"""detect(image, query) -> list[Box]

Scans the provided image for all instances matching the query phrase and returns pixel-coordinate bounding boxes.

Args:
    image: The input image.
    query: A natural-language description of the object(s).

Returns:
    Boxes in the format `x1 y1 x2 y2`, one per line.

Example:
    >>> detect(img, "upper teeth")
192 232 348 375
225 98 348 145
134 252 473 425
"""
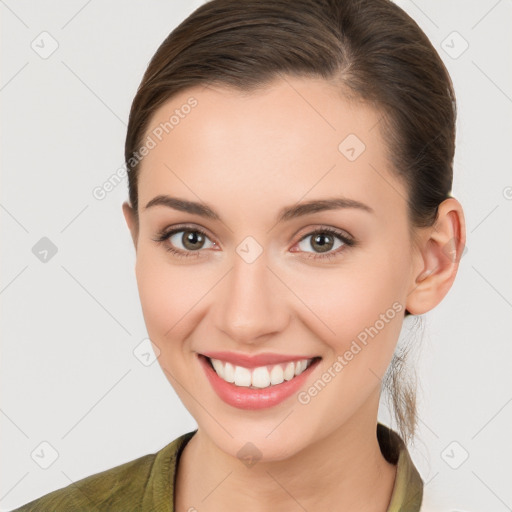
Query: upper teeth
209 358 313 388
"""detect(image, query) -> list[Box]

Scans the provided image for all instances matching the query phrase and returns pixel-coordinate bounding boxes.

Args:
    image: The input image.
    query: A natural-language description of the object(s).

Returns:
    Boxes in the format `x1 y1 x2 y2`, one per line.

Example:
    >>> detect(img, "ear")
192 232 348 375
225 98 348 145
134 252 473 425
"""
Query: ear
406 197 466 315
122 201 139 249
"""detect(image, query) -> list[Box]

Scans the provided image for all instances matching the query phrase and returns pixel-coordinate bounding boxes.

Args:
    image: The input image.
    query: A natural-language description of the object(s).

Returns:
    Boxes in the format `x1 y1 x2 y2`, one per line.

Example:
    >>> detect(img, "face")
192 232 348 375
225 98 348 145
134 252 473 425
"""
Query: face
124 76 420 461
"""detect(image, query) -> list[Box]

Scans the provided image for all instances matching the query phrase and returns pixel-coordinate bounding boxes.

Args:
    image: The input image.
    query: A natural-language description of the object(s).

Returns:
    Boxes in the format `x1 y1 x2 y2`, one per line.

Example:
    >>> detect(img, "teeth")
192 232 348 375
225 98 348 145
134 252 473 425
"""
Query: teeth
270 365 284 385
252 366 271 388
209 357 314 389
211 358 225 379
224 362 235 383
294 359 307 376
284 362 295 381
234 365 252 387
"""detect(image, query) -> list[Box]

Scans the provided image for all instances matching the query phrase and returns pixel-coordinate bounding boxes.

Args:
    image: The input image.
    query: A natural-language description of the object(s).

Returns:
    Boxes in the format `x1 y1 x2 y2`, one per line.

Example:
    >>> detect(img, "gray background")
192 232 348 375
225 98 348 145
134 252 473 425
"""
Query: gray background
1 1 511 510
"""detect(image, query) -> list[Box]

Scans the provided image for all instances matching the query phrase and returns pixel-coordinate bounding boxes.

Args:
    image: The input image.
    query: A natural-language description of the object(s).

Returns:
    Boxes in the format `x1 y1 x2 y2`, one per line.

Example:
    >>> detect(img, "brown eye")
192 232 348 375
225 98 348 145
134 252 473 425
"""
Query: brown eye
167 229 216 252
297 231 344 254
152 226 217 258
179 230 206 251
293 227 355 260
310 232 335 253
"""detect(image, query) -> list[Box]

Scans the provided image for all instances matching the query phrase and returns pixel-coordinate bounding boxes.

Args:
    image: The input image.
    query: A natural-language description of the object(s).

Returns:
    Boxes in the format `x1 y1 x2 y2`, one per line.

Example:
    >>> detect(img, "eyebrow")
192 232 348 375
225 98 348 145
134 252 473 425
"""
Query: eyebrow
143 195 374 222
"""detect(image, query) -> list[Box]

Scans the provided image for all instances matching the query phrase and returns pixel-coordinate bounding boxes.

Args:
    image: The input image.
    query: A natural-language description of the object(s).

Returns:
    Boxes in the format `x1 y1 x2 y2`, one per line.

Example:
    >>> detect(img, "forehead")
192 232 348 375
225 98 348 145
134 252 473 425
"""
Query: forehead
137 76 407 220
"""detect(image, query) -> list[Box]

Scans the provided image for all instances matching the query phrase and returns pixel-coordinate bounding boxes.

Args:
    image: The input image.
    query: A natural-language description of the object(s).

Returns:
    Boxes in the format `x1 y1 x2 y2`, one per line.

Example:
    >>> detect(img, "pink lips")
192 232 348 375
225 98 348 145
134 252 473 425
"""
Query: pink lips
198 353 321 410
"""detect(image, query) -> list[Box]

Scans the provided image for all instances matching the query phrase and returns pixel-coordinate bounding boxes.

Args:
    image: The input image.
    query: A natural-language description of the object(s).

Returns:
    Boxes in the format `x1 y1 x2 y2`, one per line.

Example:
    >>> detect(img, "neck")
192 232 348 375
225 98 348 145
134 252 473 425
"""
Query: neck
175 395 397 512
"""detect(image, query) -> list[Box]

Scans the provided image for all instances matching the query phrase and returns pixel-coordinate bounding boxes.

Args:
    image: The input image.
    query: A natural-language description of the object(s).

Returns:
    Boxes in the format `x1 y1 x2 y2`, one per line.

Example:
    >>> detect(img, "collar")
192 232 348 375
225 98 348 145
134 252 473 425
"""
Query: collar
377 423 424 511
143 423 423 511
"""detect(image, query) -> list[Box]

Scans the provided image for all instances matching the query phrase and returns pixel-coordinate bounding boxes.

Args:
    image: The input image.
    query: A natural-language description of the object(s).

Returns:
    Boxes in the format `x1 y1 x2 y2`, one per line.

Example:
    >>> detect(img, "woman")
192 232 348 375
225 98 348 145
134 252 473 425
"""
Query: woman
13 0 465 510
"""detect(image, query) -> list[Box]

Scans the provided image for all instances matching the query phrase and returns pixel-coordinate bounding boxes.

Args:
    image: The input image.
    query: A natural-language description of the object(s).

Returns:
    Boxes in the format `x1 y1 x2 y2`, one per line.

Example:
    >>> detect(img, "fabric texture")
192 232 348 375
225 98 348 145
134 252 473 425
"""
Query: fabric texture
12 423 423 511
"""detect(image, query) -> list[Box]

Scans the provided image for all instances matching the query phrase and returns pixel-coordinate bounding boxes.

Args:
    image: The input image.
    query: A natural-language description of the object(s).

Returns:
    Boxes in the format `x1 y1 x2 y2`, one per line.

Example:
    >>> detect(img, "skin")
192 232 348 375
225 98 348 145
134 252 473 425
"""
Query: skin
123 76 465 511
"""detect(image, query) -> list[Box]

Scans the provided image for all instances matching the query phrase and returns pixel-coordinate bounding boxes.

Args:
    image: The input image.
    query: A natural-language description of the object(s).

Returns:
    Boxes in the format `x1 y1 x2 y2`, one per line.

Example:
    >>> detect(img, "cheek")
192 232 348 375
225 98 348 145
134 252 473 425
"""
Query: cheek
288 259 407 428
134 248 194 347
134 246 223 363
291 244 409 370
136 254 169 326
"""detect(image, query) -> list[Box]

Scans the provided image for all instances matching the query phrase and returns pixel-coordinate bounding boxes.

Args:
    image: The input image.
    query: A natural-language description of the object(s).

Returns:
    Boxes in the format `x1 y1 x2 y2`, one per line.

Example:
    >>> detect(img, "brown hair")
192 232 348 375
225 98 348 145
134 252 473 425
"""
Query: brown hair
124 0 456 443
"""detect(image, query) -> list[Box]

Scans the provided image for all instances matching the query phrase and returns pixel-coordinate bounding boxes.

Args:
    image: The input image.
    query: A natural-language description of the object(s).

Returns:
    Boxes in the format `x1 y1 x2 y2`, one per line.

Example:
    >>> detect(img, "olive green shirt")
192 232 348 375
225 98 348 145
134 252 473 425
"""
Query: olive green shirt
12 424 423 511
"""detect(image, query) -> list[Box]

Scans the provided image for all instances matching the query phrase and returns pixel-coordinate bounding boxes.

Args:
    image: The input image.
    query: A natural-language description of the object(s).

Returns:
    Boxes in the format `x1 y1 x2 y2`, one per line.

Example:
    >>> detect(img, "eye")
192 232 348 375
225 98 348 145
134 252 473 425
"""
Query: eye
153 224 355 261
292 227 355 260
152 225 217 259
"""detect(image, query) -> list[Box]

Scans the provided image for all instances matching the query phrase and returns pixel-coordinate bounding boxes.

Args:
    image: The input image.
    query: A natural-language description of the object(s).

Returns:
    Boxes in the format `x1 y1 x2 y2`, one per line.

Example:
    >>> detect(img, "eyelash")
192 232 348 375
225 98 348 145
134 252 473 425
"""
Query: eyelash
152 224 356 261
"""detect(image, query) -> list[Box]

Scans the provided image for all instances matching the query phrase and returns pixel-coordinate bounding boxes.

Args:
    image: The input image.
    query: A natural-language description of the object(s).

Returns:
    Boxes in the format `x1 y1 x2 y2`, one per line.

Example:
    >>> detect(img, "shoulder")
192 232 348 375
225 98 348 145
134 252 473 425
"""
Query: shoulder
11 452 157 512
10 431 196 512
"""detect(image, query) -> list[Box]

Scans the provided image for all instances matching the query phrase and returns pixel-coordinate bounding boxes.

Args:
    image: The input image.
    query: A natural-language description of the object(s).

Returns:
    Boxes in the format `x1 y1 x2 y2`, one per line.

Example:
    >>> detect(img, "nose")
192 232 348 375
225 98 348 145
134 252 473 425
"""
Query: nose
213 252 290 345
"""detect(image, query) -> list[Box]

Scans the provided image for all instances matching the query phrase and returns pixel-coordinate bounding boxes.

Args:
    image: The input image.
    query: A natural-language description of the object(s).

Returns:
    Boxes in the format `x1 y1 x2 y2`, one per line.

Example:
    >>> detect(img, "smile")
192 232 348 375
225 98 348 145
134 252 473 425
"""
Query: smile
207 357 315 389
198 353 322 410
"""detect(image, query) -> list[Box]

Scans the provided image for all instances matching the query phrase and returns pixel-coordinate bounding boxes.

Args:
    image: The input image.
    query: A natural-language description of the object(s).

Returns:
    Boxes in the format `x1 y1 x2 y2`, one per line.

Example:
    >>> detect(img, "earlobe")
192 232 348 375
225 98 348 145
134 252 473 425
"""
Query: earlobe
405 198 466 315
122 201 139 249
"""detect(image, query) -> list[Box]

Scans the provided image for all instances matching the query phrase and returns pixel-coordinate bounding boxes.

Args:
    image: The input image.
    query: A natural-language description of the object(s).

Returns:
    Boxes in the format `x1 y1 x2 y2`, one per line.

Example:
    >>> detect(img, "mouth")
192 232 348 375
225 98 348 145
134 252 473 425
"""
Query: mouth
197 353 322 410
202 355 321 389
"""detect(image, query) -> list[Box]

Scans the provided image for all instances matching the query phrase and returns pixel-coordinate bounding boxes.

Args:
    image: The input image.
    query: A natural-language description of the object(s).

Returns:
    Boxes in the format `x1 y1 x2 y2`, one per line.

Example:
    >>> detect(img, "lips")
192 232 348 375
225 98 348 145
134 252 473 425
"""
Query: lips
198 352 322 410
